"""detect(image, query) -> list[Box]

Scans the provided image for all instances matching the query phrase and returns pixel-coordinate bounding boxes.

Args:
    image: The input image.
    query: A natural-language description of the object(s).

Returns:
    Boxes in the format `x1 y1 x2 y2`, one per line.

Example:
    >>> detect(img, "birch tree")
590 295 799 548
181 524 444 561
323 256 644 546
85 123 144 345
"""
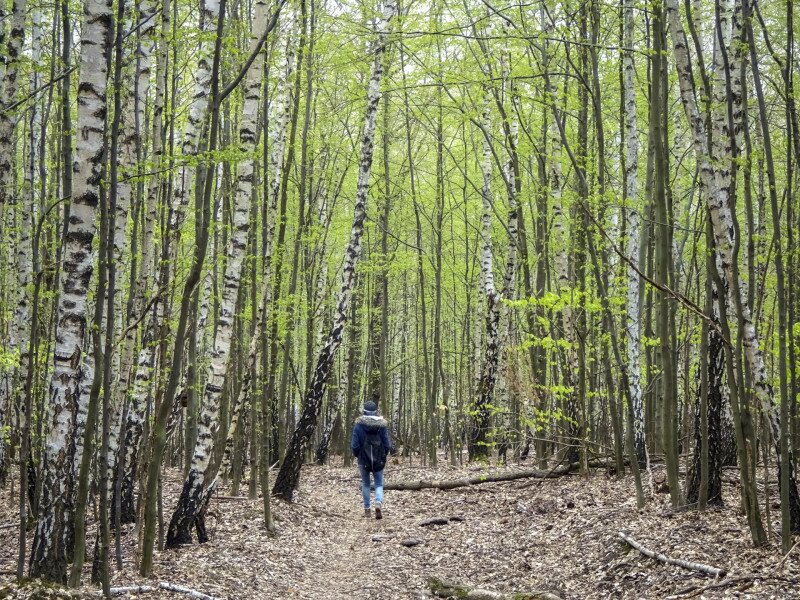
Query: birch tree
29 0 113 581
622 0 645 465
0 0 29 476
166 0 273 546
664 0 800 534
272 0 396 499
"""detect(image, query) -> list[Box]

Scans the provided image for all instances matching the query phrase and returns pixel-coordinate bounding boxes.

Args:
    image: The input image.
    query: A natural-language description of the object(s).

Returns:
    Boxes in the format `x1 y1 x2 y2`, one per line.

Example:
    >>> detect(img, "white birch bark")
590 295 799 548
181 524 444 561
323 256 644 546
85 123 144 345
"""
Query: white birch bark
121 0 219 522
664 0 782 447
623 0 645 462
541 5 579 449
710 0 734 201
0 0 6 465
166 0 272 544
3 8 40 478
107 0 158 499
0 0 27 207
0 0 28 451
210 6 297 484
0 2 6 94
468 30 520 460
468 44 497 461
272 0 396 497
171 0 221 235
314 191 332 350
30 0 112 582
263 5 296 309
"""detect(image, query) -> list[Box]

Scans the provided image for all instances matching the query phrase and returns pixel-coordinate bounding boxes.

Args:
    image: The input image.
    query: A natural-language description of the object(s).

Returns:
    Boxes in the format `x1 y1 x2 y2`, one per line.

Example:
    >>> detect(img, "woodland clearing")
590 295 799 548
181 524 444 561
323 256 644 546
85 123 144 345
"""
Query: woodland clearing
1 459 798 599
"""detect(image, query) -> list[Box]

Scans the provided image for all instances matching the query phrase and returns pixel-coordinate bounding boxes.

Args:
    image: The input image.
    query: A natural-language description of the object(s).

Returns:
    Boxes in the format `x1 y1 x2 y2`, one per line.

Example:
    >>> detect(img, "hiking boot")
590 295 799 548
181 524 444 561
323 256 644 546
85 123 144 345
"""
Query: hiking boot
375 502 383 520
364 508 371 518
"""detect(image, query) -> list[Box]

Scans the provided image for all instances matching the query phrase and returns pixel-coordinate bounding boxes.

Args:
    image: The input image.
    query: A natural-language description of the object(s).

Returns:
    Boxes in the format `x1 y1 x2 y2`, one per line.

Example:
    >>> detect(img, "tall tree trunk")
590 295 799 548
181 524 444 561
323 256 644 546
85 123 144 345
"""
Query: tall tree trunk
665 0 800 537
741 0 799 545
469 37 520 462
139 0 227 575
272 0 396 499
30 0 112 582
651 2 681 507
687 290 725 507
13 5 43 571
108 0 158 528
622 0 645 466
262 2 296 463
166 0 271 547
0 0 26 208
468 79 495 463
0 0 29 475
540 6 581 465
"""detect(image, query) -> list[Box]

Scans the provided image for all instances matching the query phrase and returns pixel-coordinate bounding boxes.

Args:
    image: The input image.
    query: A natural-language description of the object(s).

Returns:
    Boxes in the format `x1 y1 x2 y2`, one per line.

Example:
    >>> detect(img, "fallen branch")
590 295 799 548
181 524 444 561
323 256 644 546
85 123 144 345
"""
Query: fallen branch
773 540 800 571
428 577 562 600
665 577 751 599
385 464 576 491
106 582 217 599
617 531 726 577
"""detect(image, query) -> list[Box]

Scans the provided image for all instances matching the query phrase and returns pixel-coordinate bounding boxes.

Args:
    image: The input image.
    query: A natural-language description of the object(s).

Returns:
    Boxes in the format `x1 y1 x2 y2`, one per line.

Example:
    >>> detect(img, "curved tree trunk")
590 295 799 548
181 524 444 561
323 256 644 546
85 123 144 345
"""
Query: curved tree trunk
166 0 272 546
469 31 519 461
665 0 800 534
272 0 396 499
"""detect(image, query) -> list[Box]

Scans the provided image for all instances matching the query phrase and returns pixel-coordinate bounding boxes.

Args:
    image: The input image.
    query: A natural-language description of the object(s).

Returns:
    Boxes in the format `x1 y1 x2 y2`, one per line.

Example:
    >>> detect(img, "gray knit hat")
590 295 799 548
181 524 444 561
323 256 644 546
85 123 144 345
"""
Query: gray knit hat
363 400 378 416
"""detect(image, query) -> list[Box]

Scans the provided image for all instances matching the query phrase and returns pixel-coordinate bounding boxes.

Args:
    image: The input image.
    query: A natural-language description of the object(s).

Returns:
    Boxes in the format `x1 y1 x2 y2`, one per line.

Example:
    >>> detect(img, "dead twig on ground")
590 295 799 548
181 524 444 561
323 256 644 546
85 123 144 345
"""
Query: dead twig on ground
773 540 800 572
617 531 726 577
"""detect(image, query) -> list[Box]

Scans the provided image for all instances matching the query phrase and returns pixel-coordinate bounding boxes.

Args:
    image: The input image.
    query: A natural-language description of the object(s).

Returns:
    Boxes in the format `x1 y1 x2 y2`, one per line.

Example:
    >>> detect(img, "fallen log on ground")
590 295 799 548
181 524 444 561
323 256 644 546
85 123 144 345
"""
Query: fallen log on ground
419 517 450 526
385 464 576 491
428 577 562 600
617 531 726 577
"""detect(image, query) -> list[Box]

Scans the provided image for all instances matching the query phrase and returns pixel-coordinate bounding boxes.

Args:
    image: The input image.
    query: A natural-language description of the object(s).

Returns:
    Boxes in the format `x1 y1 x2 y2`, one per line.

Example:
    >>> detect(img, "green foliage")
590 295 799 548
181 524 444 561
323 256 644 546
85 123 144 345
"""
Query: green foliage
0 347 20 370
522 405 576 433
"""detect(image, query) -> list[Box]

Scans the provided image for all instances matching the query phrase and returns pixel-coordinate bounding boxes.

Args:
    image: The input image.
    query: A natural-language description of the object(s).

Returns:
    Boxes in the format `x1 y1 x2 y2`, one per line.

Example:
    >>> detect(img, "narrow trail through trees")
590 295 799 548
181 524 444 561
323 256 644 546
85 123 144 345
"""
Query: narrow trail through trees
3 0 800 591
4 463 798 599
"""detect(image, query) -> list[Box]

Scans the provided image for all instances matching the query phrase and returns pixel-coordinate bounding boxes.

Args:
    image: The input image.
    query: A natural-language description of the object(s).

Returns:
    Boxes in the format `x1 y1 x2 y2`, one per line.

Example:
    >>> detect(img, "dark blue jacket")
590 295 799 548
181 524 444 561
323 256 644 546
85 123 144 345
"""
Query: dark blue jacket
351 415 392 465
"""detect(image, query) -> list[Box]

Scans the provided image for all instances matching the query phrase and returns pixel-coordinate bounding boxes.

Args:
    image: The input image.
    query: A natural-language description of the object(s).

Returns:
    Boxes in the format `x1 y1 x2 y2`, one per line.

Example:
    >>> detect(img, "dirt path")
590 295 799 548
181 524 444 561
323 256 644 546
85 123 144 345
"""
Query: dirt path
2 461 799 599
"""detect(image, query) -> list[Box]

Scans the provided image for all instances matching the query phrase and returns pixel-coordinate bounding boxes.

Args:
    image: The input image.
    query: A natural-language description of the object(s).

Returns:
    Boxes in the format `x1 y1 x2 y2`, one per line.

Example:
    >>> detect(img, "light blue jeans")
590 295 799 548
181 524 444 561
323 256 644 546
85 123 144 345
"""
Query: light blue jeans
359 463 384 509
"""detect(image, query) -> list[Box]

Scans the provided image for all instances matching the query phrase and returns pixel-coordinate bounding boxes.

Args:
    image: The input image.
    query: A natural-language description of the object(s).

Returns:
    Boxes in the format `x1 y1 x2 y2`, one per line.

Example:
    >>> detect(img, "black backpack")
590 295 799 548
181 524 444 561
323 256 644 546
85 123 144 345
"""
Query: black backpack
360 429 387 472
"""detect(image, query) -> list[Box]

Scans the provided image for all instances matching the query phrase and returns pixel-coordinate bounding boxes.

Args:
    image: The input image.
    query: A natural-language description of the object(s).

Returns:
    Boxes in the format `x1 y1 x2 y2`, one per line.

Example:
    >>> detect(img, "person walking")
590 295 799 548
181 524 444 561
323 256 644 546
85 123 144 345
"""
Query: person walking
351 400 393 519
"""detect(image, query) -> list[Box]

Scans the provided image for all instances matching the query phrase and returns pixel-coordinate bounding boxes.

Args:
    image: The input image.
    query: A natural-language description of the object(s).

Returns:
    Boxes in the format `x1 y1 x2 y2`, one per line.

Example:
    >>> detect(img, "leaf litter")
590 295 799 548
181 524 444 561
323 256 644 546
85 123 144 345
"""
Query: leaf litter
1 458 798 599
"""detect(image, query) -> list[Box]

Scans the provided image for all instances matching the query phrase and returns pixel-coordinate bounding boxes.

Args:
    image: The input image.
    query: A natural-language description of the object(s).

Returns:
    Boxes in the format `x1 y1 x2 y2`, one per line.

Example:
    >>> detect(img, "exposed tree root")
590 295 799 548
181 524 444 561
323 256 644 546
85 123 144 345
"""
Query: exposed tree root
617 531 726 577
427 577 562 600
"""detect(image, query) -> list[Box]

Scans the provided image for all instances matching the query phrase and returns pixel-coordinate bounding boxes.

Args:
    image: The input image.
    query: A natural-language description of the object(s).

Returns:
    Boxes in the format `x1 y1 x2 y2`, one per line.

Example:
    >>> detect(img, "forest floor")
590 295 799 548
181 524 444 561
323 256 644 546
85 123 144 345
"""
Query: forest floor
1 457 799 599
